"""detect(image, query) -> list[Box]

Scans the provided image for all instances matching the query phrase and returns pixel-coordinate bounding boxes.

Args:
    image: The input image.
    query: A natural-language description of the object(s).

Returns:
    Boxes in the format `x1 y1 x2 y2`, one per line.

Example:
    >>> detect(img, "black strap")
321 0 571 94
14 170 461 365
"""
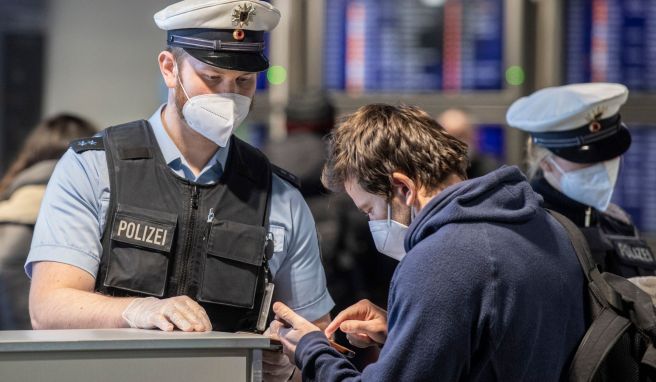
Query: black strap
548 209 656 381
643 344 656 369
568 308 632 382
547 209 623 311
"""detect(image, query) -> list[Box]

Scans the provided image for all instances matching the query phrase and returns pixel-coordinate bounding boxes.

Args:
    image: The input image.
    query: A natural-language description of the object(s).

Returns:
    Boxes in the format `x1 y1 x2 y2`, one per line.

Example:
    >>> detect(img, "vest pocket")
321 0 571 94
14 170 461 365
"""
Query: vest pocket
198 220 266 309
104 204 177 297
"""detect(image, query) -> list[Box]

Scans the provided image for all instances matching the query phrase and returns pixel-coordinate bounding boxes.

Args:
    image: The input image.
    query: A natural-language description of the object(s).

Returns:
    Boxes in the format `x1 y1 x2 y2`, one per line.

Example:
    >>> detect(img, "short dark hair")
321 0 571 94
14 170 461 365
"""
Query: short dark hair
322 104 469 198
166 46 187 64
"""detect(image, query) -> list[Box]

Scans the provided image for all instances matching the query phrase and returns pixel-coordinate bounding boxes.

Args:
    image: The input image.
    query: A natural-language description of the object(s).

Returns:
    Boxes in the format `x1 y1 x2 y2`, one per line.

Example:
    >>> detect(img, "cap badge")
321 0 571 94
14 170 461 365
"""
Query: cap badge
232 3 256 41
232 3 256 28
589 121 602 133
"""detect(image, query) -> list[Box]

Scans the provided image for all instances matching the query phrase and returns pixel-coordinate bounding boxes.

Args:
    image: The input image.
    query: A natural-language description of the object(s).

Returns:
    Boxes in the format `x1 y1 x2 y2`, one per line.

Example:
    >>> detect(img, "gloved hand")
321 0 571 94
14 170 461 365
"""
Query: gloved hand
122 296 212 332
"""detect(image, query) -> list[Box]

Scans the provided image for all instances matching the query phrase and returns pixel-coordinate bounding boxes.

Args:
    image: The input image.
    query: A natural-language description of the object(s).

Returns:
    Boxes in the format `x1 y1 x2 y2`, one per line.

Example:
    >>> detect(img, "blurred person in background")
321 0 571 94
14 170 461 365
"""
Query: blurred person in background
507 83 656 280
437 107 499 178
0 114 96 330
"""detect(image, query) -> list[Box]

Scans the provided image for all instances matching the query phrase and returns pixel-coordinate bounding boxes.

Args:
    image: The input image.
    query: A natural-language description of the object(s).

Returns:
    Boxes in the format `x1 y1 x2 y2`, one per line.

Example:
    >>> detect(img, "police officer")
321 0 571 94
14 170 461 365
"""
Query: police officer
507 82 656 277
26 1 333 380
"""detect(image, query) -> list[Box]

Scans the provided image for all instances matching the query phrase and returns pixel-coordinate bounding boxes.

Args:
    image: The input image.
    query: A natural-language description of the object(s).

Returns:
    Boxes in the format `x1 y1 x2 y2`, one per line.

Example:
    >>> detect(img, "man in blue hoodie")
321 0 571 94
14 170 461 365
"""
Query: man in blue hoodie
271 104 587 381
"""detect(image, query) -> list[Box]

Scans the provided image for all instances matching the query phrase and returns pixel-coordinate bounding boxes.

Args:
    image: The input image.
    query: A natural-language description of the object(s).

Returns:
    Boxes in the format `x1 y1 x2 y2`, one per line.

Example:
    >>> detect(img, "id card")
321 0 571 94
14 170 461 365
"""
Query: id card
256 282 275 333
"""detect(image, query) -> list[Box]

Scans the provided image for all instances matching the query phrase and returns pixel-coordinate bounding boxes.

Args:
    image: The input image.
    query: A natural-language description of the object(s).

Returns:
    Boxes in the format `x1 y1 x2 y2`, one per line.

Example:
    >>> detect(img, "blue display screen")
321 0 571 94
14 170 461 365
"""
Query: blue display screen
323 0 504 92
566 0 656 90
612 127 656 233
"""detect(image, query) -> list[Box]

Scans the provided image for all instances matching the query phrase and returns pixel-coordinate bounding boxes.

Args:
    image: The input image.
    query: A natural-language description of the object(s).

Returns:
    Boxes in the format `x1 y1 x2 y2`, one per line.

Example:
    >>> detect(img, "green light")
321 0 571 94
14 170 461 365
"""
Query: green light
505 66 525 86
267 65 287 85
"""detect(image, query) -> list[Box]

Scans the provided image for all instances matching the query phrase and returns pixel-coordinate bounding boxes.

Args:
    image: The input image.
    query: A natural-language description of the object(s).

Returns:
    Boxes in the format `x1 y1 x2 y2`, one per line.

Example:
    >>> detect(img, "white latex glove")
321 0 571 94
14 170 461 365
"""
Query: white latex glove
122 296 212 332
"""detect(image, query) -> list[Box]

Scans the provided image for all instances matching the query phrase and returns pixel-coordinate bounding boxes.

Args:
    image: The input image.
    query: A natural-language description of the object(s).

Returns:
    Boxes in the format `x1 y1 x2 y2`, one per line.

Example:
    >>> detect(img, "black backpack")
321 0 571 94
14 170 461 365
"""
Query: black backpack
548 210 656 382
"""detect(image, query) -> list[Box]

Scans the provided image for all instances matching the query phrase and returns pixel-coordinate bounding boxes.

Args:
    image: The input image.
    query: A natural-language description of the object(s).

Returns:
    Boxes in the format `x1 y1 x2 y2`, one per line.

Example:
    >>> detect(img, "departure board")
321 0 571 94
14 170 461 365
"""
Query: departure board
566 0 656 91
324 0 504 92
612 127 656 233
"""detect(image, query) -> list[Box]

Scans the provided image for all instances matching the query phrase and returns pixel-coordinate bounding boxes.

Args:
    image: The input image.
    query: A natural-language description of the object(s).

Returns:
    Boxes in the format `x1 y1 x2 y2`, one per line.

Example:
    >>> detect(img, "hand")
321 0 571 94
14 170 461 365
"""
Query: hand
122 296 212 332
325 299 388 348
270 302 322 363
263 327 296 381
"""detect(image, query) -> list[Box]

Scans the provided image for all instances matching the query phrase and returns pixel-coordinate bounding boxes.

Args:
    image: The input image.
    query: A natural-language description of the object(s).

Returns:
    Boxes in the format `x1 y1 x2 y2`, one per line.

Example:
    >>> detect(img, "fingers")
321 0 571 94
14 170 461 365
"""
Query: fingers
183 298 212 331
346 332 375 348
272 302 308 329
270 319 286 333
162 297 211 332
152 314 175 332
164 306 195 331
325 301 369 337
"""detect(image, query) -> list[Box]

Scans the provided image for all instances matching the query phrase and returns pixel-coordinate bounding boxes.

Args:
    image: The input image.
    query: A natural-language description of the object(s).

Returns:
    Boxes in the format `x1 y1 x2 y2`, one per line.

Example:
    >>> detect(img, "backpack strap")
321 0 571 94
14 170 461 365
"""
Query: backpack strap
643 344 656 369
547 209 656 381
568 308 631 382
547 209 623 310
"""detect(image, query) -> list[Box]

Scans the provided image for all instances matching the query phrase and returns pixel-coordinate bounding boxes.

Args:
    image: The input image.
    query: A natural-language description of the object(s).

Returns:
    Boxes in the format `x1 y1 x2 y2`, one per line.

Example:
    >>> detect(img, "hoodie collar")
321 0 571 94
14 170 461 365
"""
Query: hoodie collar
405 166 541 252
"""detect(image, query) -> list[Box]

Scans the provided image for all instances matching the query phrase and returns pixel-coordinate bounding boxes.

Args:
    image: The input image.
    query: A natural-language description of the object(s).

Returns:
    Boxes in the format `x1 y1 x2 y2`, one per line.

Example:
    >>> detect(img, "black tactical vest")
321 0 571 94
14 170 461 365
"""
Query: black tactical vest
531 176 656 278
79 120 278 332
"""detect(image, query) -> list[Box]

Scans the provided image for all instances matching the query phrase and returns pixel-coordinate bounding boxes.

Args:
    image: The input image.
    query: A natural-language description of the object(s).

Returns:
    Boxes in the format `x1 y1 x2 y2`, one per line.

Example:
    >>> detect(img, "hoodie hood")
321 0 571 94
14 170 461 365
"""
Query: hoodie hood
406 166 542 251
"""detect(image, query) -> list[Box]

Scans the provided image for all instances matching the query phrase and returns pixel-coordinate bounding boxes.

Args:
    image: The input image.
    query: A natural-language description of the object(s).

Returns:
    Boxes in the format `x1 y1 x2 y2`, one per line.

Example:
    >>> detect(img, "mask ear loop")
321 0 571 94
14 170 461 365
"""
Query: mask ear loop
174 62 193 102
387 203 392 227
547 156 567 176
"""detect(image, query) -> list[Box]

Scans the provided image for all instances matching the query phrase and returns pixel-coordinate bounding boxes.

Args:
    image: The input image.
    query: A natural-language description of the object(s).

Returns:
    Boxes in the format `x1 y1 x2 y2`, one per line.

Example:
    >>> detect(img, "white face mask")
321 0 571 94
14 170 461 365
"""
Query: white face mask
176 67 251 147
547 156 620 211
368 204 409 262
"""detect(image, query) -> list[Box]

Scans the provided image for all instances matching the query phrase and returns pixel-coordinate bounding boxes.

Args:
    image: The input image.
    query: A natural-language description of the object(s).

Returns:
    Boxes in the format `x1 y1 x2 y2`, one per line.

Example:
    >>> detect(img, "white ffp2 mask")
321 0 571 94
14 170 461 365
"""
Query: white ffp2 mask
177 71 251 147
548 156 620 212
368 204 409 261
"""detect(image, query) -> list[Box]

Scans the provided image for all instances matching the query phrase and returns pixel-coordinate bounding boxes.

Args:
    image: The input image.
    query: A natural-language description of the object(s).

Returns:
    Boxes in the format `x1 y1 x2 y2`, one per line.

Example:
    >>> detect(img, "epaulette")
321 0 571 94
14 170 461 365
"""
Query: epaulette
271 165 301 190
70 136 104 153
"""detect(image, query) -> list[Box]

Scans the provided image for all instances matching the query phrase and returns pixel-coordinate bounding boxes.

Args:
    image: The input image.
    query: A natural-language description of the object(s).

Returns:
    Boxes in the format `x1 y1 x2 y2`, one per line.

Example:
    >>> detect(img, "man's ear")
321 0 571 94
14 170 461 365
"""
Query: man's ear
158 51 178 89
391 172 415 207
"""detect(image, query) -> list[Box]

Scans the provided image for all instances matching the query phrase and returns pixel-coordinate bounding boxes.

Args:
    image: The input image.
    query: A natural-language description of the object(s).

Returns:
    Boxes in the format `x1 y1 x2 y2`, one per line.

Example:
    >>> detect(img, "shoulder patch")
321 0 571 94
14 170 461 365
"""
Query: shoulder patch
70 136 104 153
272 165 301 189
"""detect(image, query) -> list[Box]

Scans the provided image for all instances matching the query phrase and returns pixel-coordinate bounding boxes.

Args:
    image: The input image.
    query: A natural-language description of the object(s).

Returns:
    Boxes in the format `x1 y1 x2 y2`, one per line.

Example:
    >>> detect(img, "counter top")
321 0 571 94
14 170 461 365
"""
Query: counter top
0 329 271 352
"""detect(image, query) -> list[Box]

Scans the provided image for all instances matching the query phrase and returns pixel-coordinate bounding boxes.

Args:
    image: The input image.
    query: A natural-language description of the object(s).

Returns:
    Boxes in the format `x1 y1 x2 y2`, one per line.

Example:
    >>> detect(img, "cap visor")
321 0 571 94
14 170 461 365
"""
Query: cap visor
550 125 632 163
184 48 269 72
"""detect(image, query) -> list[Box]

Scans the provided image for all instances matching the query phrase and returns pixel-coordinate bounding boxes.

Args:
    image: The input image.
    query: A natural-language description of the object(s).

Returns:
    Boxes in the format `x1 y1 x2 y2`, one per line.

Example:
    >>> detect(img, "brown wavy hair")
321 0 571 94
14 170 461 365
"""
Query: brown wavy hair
322 104 469 198
0 114 97 195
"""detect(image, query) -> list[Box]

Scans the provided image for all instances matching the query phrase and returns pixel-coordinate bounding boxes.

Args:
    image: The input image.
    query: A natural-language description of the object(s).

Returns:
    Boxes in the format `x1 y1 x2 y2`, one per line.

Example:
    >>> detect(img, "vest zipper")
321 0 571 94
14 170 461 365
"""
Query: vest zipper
178 185 199 295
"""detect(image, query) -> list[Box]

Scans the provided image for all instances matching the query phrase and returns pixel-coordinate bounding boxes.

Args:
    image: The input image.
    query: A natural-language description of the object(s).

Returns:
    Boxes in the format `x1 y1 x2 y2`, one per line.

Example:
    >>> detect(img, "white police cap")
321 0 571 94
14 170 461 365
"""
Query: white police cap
506 83 631 163
154 0 281 72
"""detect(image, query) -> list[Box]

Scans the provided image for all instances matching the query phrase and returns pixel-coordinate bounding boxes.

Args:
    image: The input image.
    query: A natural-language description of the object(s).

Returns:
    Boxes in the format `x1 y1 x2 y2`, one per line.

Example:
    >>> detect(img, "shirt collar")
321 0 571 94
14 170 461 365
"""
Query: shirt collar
147 104 230 175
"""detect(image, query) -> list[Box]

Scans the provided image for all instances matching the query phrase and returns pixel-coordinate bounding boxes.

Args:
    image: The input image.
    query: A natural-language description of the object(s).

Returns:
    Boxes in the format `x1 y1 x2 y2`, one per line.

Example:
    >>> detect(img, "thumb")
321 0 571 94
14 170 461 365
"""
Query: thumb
272 302 307 328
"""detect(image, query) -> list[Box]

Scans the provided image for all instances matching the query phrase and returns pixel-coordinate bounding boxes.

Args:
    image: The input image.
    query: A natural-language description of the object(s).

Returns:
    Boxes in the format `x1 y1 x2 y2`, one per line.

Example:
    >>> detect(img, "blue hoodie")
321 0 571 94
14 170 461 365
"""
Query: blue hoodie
295 166 586 381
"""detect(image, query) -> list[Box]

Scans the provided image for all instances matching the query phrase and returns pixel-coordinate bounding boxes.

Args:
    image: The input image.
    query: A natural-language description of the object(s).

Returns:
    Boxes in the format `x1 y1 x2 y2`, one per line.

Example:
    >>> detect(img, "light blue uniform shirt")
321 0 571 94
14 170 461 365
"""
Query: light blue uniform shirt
26 105 334 321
